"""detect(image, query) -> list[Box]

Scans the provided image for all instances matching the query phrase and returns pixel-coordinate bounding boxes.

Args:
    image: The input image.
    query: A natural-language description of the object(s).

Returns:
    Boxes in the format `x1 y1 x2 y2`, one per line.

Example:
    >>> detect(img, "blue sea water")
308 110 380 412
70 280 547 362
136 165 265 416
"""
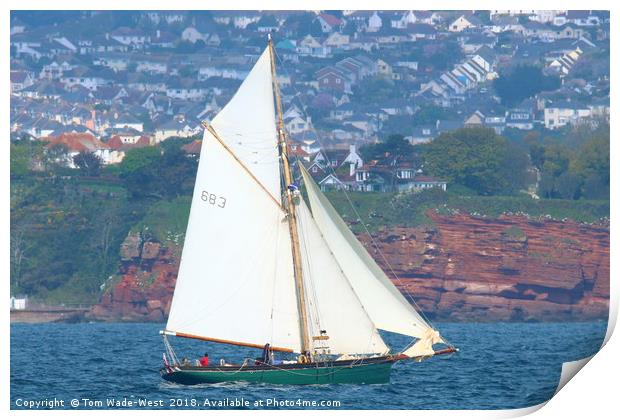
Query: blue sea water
10 322 607 410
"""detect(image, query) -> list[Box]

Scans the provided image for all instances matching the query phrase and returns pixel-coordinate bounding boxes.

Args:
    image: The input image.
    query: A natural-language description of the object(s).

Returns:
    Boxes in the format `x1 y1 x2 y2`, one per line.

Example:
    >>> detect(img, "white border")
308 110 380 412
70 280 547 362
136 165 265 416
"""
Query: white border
3 1 617 418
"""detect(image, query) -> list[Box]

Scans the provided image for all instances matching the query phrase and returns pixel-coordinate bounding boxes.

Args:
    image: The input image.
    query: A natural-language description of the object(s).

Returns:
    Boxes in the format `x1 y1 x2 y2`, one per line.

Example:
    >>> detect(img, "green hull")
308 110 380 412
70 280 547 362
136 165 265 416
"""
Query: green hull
161 356 398 385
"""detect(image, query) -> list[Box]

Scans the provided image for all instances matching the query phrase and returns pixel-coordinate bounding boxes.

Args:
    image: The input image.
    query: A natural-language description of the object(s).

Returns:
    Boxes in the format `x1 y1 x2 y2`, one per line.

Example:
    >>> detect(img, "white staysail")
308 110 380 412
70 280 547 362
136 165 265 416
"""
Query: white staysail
300 165 442 345
296 201 390 356
166 47 302 353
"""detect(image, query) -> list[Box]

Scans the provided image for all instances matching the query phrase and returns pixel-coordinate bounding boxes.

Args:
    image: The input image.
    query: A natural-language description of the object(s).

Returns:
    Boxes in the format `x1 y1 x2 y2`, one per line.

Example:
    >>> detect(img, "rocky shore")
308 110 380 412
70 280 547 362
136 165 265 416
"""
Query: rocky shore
88 212 609 323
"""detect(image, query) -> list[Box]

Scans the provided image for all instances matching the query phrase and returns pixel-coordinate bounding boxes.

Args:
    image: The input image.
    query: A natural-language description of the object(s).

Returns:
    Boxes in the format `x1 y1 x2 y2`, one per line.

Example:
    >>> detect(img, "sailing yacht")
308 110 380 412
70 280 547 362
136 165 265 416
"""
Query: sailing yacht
159 38 456 385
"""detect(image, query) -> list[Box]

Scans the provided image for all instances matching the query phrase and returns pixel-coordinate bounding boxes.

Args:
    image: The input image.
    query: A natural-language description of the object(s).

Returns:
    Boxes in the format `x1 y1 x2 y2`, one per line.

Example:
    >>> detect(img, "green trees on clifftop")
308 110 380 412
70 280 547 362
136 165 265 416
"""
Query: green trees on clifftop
420 127 529 196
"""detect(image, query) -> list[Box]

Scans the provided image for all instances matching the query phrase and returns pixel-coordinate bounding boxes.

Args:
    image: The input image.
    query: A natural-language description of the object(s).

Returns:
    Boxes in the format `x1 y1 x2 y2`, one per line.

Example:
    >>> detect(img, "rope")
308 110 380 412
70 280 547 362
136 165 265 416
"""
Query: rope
273 50 452 349
223 357 372 378
213 358 250 375
295 202 326 349
163 334 180 366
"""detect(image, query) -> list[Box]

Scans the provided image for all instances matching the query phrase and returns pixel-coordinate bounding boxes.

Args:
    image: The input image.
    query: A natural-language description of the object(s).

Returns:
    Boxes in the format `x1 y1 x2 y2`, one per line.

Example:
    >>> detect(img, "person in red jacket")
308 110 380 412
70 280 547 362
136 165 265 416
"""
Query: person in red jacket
199 352 209 366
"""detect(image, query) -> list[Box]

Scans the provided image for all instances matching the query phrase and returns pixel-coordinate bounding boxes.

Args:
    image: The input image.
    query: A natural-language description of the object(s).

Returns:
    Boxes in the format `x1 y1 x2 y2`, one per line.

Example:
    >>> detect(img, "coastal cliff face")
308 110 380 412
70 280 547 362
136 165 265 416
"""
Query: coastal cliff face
360 213 609 322
90 213 609 322
89 232 179 322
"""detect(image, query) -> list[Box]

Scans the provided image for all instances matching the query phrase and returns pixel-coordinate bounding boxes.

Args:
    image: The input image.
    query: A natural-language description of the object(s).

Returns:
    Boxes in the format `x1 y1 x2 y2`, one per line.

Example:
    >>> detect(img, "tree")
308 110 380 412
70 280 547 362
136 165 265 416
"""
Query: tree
412 105 447 126
118 146 163 197
10 142 31 178
424 39 462 71
573 129 609 199
360 134 416 164
118 143 197 199
44 144 70 172
493 65 560 107
351 77 397 103
10 224 33 291
118 146 161 176
73 152 102 176
540 143 571 177
530 124 609 200
573 130 610 186
422 127 528 195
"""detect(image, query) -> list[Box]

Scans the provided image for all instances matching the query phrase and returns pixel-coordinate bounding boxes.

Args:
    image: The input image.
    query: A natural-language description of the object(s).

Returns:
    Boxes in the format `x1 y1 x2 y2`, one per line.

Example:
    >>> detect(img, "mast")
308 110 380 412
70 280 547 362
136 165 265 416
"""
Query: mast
268 36 311 355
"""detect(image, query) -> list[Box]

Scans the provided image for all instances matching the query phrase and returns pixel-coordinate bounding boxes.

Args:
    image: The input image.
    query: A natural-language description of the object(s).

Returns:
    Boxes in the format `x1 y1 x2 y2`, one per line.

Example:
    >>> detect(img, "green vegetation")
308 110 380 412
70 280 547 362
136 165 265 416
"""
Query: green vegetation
381 106 447 136
10 176 148 304
420 127 529 195
503 226 527 241
493 65 561 107
132 196 191 249
10 138 196 304
117 138 198 198
360 134 417 164
528 124 609 200
10 122 609 304
351 77 397 104
326 188 609 234
73 152 102 176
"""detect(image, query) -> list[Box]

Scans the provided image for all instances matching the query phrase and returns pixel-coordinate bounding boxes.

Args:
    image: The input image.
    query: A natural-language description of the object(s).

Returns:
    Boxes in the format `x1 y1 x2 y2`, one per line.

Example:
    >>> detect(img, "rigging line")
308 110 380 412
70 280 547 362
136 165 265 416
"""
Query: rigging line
218 358 371 377
273 51 447 344
203 122 285 213
297 170 389 355
297 203 325 342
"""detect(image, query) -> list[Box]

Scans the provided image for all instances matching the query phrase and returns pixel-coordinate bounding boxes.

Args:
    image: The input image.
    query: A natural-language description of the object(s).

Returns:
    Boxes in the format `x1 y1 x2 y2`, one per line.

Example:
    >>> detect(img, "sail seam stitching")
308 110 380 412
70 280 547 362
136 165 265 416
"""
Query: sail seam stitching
204 123 285 213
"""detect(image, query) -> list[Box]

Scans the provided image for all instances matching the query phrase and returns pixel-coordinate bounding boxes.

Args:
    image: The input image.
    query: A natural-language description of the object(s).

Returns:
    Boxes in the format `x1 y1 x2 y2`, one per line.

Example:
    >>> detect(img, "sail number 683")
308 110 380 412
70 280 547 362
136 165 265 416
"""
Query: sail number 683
200 191 226 208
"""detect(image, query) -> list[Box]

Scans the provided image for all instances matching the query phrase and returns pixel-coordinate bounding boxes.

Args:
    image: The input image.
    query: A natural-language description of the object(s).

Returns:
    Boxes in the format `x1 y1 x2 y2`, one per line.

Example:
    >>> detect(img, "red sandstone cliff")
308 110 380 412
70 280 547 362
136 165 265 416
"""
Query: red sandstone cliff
89 232 179 322
90 213 609 322
360 213 609 322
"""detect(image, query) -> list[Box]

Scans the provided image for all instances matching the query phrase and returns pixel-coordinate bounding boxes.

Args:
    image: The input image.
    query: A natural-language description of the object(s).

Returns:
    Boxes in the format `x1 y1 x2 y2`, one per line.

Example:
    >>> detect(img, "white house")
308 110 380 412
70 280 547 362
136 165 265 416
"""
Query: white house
10 296 27 310
449 15 482 32
544 102 591 129
284 115 311 135
391 11 418 28
110 28 150 46
154 117 200 142
136 59 168 74
367 12 383 32
181 27 207 43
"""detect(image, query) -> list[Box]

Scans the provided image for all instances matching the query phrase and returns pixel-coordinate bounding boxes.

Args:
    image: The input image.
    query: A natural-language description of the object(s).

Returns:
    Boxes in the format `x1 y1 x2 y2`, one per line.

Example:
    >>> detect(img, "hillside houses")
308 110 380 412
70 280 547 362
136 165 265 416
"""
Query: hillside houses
420 45 497 99
304 144 447 193
9 10 609 159
44 132 124 166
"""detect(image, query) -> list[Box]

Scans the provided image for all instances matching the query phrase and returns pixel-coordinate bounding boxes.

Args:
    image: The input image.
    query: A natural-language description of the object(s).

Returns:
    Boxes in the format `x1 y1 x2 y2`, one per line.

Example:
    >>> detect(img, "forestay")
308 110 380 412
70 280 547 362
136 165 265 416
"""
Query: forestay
300 165 442 343
296 200 390 356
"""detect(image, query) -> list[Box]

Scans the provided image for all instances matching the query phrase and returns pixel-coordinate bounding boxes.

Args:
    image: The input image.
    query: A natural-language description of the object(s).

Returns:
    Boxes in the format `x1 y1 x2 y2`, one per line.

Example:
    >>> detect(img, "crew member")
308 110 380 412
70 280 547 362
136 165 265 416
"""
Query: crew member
199 352 209 366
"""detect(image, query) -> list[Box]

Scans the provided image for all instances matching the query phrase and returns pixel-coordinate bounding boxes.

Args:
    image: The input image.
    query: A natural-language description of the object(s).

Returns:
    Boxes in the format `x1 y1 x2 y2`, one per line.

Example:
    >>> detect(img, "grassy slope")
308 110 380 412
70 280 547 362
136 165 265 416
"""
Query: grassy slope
11 175 609 304
325 188 609 233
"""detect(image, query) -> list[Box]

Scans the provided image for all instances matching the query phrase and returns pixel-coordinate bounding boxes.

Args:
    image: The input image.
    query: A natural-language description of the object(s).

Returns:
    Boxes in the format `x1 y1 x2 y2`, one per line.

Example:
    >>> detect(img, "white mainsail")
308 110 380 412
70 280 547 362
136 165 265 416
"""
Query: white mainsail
208 47 281 198
296 200 389 355
166 47 302 352
300 165 443 353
